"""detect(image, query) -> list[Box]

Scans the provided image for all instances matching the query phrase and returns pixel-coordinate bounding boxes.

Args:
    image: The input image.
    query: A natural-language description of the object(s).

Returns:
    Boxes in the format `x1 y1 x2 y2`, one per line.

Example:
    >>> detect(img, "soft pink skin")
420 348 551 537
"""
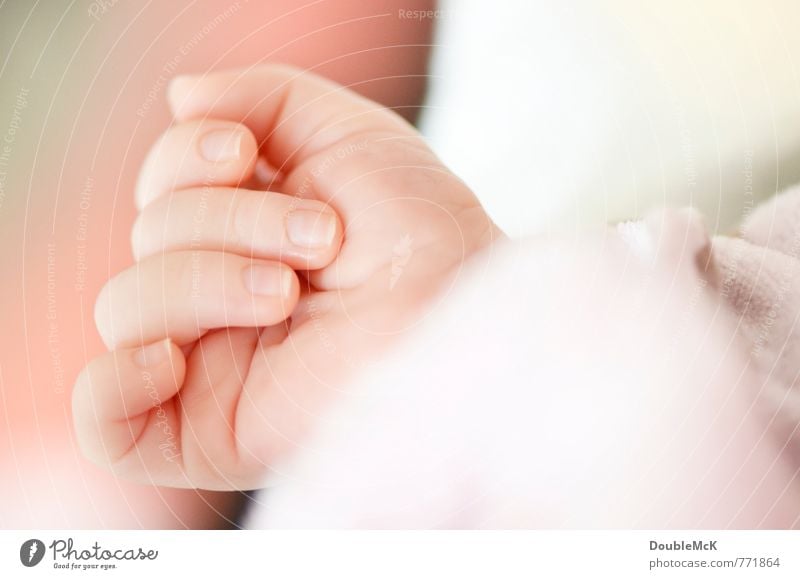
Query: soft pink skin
4 0 434 528
73 64 499 490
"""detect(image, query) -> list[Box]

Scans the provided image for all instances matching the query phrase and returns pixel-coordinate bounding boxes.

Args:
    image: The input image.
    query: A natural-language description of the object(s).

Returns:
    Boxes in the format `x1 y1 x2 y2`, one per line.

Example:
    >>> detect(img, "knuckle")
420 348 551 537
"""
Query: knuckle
171 250 203 304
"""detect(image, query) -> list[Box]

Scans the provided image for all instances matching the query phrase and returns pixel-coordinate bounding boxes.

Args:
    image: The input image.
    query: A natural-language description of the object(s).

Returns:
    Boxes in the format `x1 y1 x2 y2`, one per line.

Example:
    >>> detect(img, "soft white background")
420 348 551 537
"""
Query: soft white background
422 0 800 237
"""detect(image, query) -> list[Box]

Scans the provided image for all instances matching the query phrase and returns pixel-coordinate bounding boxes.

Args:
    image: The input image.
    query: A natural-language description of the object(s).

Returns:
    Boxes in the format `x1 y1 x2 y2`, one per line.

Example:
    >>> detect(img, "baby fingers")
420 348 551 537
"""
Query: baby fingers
94 250 299 349
131 187 343 269
135 119 258 210
72 339 188 485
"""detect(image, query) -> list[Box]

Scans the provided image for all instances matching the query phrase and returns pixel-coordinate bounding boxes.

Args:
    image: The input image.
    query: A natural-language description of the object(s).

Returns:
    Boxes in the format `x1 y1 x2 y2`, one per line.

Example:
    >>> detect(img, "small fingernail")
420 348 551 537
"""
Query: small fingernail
286 210 338 249
133 339 172 368
243 264 293 297
200 129 243 162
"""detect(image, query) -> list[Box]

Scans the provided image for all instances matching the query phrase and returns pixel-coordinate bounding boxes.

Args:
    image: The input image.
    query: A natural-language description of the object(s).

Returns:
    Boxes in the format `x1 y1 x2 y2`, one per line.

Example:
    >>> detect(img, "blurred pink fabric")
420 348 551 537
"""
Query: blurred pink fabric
246 189 800 528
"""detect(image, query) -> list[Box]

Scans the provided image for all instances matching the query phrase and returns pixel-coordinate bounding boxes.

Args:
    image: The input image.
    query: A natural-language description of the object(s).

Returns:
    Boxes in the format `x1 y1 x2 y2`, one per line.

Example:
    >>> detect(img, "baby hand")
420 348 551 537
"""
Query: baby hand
73 65 499 490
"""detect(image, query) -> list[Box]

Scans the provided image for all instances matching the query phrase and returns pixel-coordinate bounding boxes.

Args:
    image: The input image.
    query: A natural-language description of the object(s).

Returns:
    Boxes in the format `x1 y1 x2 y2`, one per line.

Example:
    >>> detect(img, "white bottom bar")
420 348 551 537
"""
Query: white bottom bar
2 530 798 578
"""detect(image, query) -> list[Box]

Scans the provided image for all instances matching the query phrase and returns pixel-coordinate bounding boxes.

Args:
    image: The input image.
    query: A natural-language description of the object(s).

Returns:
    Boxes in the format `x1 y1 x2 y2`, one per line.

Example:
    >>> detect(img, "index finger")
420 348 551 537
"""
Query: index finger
167 64 417 176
